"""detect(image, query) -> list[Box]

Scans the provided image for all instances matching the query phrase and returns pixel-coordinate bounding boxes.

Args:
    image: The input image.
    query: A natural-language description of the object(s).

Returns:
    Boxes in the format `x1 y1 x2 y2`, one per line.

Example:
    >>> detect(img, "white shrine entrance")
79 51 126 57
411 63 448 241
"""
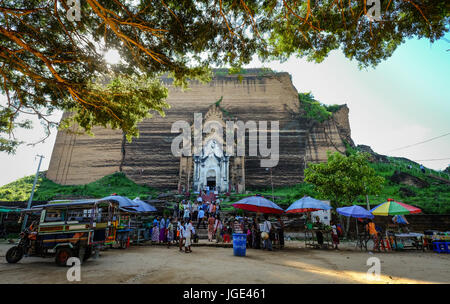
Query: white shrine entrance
177 104 245 193
193 139 229 192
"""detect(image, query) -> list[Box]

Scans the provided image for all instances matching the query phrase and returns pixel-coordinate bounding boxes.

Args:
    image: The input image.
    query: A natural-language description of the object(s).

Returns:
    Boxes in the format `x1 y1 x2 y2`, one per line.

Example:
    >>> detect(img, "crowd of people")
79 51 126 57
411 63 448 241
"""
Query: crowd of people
147 196 287 253
172 197 223 222
147 194 415 253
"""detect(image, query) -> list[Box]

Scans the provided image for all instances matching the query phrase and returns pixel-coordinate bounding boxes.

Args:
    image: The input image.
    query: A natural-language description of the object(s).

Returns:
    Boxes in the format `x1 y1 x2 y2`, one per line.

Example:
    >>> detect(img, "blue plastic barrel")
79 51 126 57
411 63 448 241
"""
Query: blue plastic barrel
232 233 247 256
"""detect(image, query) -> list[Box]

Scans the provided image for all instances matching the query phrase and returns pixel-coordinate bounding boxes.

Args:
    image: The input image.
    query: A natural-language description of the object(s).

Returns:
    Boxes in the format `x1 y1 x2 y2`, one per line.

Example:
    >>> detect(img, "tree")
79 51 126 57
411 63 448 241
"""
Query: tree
304 151 384 208
1 0 448 153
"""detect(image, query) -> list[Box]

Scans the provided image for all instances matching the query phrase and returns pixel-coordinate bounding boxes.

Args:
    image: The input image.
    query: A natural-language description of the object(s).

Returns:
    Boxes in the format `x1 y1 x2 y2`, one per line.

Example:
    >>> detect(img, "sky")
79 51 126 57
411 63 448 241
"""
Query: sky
0 36 449 187
246 34 450 171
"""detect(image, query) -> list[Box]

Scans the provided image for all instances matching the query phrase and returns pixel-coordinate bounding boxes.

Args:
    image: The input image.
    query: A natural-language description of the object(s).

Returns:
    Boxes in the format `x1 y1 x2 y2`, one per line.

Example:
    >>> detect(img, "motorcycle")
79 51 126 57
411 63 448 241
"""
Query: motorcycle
5 227 32 263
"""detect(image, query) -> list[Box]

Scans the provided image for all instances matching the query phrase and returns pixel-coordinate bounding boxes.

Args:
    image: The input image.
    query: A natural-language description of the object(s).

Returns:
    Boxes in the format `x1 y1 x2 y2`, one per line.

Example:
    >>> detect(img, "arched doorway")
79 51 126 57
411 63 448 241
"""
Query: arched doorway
206 169 216 189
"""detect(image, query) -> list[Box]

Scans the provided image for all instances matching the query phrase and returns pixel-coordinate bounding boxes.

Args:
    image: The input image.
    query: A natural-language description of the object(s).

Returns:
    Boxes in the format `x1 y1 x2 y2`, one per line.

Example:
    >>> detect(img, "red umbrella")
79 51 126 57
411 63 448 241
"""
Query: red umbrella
232 195 284 214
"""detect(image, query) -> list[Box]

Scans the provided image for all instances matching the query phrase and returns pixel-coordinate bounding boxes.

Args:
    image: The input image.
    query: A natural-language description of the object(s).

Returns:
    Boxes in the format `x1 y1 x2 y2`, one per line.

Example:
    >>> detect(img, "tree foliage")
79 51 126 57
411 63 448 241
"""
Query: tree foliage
304 151 385 208
1 0 448 153
59 74 170 142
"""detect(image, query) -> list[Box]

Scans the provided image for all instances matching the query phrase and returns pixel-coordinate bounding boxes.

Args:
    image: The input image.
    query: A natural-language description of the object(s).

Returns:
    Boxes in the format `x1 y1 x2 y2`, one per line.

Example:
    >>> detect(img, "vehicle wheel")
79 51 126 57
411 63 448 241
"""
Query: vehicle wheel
83 246 92 261
55 248 73 267
6 246 24 263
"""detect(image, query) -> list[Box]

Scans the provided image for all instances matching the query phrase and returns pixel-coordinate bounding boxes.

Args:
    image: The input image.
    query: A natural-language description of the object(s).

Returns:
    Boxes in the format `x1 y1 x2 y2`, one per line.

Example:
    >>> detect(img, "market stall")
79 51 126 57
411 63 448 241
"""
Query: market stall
0 207 22 239
392 232 425 251
336 205 374 251
285 196 333 249
232 195 284 255
371 198 423 252
130 198 157 243
97 195 139 248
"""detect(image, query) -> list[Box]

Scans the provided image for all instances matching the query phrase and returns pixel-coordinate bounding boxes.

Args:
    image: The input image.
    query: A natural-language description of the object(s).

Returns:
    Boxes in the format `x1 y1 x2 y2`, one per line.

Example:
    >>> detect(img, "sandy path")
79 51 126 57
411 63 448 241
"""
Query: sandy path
0 242 449 284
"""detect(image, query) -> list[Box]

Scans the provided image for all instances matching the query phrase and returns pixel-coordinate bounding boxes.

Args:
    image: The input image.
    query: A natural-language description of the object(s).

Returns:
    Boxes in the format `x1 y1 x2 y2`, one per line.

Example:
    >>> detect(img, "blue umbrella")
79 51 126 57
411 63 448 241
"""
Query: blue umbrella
337 205 373 237
99 195 138 209
132 198 157 213
286 196 332 213
336 205 374 219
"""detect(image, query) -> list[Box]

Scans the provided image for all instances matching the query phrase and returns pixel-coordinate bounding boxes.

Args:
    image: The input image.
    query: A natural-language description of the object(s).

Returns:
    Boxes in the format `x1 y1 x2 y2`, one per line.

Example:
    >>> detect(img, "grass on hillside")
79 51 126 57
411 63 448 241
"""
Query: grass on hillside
218 162 450 215
1 161 448 215
0 172 158 202
363 162 450 214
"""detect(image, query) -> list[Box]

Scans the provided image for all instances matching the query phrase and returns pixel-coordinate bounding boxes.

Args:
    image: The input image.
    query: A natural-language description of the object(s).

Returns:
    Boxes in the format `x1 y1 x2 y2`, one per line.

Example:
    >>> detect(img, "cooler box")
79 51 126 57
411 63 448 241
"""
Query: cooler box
233 233 247 256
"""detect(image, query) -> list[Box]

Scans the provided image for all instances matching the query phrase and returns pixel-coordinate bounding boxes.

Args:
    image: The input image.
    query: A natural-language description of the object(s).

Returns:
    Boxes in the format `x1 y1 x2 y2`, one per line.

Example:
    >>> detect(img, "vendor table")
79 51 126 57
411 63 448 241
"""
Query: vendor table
357 233 388 252
116 228 132 249
134 228 147 245
392 233 424 251
304 228 333 249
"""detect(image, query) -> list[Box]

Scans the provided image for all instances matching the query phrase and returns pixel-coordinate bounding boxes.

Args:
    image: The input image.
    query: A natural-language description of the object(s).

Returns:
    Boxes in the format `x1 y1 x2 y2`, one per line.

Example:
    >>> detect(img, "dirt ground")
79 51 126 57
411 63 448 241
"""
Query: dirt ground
0 240 449 284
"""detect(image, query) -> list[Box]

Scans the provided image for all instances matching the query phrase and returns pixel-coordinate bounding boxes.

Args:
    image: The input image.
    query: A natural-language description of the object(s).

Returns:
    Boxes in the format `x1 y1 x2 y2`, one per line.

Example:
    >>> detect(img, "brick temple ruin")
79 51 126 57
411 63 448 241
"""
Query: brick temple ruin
47 69 353 193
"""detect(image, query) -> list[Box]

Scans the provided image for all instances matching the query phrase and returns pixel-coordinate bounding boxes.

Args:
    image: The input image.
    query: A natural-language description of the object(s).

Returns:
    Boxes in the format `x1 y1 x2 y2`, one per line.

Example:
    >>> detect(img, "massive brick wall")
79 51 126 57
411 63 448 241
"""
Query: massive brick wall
46 113 123 185
121 72 304 190
305 105 352 165
47 71 352 190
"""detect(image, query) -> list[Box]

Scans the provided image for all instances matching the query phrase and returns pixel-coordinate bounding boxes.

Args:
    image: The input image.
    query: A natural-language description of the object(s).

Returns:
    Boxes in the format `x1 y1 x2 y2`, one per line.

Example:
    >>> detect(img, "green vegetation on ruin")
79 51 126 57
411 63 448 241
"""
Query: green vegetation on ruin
213 68 276 77
298 92 342 123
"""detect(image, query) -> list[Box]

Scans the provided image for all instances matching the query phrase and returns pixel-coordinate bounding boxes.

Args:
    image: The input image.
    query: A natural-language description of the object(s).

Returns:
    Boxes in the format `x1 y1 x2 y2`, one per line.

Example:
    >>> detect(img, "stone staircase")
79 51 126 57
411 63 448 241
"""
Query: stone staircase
191 220 210 240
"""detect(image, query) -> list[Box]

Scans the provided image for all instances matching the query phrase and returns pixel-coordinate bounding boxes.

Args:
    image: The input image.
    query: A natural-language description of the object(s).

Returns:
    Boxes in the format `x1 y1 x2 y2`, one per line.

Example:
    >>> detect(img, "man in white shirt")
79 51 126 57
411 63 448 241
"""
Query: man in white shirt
184 220 194 253
261 215 273 251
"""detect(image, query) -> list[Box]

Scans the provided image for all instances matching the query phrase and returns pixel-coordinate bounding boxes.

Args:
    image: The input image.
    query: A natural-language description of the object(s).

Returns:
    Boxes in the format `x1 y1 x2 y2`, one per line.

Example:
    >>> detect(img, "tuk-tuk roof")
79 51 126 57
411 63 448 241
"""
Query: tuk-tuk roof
97 195 139 208
48 199 98 204
33 199 119 209
119 206 139 214
0 207 22 213
21 207 43 214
